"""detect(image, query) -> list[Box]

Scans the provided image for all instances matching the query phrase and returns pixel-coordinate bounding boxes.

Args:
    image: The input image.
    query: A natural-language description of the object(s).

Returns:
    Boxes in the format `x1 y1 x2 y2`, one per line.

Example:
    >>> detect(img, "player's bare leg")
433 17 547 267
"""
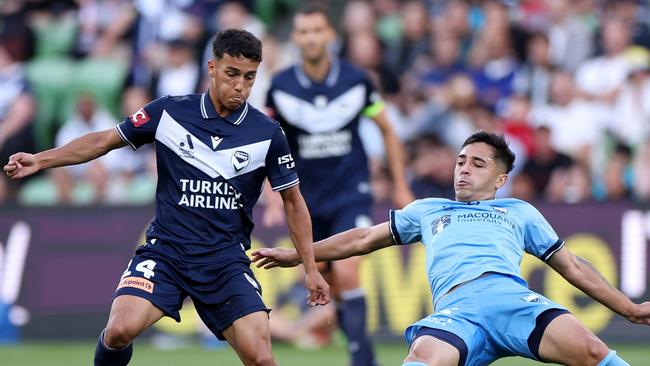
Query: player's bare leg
222 311 276 366
333 256 377 366
95 295 165 365
402 335 460 366
104 295 165 347
333 256 361 292
538 313 629 365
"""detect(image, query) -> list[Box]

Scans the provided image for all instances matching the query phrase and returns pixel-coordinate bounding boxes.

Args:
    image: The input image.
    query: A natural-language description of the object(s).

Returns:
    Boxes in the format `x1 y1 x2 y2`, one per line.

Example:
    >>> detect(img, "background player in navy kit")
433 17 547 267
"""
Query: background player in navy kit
264 4 414 366
253 131 650 366
4 29 329 366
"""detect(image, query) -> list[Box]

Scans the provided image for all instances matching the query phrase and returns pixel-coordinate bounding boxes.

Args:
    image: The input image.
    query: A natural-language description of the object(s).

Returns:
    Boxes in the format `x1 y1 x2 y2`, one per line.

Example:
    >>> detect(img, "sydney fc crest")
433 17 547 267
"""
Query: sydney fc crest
232 150 250 172
431 215 451 235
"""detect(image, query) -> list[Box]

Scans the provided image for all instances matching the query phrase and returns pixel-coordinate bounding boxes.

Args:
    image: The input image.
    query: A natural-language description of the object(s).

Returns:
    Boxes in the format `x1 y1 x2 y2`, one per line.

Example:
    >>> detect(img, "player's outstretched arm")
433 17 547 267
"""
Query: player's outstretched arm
372 110 414 208
547 247 650 325
278 185 330 306
4 128 127 180
252 222 395 269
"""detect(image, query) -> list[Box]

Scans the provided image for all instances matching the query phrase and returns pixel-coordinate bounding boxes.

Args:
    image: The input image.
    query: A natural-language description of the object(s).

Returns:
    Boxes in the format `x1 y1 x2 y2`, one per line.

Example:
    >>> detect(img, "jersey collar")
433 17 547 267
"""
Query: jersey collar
294 56 340 88
200 92 249 125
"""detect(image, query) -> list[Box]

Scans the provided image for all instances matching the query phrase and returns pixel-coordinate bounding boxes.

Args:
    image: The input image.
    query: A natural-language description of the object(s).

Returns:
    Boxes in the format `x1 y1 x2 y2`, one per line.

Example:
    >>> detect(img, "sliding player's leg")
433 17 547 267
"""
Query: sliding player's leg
538 313 629 366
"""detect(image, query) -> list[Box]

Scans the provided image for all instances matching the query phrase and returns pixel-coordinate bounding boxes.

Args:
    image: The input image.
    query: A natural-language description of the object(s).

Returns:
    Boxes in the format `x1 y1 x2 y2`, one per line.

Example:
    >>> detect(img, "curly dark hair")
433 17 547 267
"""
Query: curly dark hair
212 29 262 62
462 131 515 173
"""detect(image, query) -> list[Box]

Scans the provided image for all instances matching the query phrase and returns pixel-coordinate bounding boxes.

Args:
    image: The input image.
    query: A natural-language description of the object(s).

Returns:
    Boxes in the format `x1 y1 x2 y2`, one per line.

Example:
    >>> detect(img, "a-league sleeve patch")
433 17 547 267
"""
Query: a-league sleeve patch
130 107 151 127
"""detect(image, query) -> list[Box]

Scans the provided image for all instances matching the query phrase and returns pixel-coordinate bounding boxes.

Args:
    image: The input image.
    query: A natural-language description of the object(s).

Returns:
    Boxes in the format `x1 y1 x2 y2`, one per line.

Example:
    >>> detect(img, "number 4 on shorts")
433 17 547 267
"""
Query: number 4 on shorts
121 259 157 280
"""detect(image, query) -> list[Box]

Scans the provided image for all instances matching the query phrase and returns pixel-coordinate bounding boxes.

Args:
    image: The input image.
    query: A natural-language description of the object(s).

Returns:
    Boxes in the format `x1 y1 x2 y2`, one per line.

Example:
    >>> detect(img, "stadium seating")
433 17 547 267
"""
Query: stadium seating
25 56 75 150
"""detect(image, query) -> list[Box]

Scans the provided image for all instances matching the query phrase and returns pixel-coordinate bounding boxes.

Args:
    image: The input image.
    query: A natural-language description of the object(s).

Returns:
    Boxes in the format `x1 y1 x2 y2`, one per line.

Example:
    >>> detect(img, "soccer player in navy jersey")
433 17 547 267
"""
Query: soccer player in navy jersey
253 131 650 366
4 29 329 366
263 4 414 366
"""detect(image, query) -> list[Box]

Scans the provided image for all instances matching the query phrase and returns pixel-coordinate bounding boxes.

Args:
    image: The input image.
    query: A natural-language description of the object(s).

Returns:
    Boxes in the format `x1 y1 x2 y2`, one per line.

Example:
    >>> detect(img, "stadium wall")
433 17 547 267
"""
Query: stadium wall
0 202 648 342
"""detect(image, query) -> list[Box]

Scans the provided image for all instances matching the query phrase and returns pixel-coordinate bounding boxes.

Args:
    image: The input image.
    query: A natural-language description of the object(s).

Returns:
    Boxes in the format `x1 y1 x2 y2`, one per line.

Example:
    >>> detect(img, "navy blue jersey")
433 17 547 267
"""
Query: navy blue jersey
116 93 298 262
266 58 382 214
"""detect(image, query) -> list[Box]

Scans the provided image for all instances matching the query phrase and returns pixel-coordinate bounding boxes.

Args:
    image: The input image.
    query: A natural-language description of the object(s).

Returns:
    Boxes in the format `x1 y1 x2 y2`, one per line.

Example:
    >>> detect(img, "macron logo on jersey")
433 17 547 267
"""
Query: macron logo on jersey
130 107 150 127
211 135 223 150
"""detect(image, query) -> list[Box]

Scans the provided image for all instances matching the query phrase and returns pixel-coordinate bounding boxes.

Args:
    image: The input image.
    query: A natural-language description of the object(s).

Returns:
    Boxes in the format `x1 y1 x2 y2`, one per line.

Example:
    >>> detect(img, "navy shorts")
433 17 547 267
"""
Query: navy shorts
114 244 269 340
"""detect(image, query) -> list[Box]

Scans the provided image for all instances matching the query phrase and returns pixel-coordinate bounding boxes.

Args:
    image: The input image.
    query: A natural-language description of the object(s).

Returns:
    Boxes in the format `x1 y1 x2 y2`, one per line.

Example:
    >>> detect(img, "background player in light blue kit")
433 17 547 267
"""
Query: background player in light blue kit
264 4 414 365
4 29 329 366
253 131 650 366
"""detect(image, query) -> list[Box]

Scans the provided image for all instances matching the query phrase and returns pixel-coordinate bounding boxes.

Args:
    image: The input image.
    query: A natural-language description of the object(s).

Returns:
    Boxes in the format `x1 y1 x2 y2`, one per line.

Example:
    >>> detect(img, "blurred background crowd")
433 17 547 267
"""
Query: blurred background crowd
2 0 650 206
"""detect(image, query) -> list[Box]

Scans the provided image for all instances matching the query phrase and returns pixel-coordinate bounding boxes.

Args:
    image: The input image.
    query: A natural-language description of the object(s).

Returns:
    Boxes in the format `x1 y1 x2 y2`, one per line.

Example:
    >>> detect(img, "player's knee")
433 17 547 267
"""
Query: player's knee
239 336 274 366
241 348 275 366
580 336 609 365
104 322 137 349
404 344 432 364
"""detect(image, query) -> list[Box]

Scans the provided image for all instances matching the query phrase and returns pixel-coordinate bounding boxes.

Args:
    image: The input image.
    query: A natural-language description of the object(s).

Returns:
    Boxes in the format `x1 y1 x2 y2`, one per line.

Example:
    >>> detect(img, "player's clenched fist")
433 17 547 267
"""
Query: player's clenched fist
4 153 39 180
304 270 330 306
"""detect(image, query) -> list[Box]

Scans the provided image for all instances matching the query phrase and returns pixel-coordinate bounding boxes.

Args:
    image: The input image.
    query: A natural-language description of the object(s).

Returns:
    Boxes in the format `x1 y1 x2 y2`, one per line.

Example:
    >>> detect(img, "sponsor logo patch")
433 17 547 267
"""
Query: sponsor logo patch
179 134 195 158
130 107 150 127
117 276 154 293
277 154 295 169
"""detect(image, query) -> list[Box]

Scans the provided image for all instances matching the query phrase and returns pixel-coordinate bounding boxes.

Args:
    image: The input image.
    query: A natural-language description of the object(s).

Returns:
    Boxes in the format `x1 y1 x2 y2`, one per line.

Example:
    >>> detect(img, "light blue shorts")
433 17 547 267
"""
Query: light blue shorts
404 273 568 366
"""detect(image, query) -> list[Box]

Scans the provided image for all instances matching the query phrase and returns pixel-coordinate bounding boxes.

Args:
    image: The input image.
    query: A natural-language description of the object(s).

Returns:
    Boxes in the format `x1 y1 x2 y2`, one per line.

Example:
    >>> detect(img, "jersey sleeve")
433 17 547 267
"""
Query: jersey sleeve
115 96 167 150
361 74 385 118
522 202 564 262
265 125 299 191
389 200 428 245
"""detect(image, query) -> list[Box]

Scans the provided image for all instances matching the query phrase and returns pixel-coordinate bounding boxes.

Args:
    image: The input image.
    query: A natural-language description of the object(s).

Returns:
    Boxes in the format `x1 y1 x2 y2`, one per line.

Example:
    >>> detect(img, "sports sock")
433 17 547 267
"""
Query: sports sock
336 289 377 366
597 350 631 366
402 362 428 366
94 329 133 366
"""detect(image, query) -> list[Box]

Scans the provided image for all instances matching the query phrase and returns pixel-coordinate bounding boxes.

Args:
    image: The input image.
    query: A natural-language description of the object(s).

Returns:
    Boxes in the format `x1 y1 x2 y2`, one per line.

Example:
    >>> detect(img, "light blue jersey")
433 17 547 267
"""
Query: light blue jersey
389 198 564 307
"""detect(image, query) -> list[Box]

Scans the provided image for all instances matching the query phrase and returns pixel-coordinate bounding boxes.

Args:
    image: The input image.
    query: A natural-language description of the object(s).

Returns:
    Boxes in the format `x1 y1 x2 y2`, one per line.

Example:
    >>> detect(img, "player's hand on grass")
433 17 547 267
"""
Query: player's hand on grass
4 153 39 180
251 247 301 268
304 269 330 306
628 301 650 325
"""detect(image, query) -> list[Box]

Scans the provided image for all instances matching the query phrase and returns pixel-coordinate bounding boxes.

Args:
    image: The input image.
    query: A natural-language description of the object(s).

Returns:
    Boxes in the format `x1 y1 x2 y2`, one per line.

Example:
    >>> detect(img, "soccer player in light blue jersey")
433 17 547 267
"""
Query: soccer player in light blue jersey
253 131 650 366
4 29 329 366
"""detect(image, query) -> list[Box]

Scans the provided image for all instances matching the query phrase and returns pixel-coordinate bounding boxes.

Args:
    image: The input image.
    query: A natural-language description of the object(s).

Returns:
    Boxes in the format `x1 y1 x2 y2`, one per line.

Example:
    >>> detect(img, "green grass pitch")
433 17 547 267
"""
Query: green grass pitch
0 341 648 365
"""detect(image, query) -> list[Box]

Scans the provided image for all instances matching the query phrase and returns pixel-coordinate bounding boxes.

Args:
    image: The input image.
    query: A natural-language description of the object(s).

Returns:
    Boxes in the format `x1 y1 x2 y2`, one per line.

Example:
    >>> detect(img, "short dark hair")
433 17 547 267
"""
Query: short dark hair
461 131 515 173
212 29 262 62
295 2 331 26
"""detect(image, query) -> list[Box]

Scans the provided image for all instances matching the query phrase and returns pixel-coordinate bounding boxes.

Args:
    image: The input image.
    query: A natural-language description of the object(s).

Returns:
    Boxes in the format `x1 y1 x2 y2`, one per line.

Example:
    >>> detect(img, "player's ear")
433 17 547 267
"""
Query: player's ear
495 174 508 190
207 59 216 77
